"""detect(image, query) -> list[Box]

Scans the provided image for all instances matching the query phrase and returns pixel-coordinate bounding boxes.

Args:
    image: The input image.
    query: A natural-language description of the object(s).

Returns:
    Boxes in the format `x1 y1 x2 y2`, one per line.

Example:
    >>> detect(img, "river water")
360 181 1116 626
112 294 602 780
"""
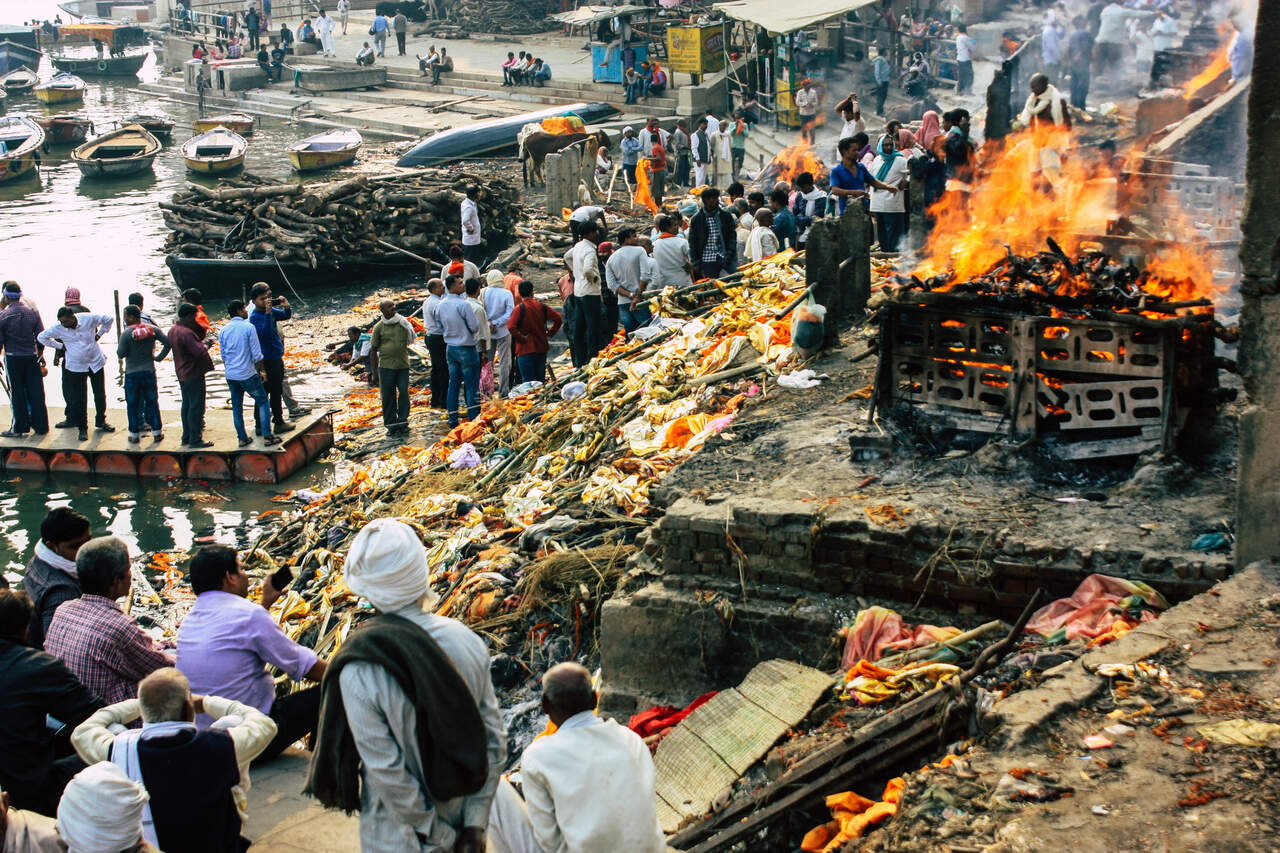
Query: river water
0 3 415 576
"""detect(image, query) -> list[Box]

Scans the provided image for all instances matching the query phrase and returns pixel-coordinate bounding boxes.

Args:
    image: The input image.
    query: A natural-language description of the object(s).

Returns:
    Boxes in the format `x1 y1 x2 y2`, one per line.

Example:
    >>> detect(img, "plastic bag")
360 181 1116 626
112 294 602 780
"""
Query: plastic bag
791 294 826 357
479 361 495 397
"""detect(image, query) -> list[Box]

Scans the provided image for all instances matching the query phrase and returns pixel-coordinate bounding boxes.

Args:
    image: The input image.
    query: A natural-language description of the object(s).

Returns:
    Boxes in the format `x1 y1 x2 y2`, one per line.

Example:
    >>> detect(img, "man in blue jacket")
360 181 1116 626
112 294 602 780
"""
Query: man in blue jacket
248 283 293 435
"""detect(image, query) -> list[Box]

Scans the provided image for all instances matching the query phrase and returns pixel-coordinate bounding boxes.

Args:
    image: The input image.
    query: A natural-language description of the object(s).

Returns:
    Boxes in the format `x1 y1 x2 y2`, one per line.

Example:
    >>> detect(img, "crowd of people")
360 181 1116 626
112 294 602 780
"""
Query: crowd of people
0 283 311 447
0 508 670 853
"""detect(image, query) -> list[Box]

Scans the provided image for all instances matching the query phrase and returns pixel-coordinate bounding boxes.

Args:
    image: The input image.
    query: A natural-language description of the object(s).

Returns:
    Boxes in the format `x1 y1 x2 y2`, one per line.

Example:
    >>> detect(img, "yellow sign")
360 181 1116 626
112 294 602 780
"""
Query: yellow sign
666 23 727 75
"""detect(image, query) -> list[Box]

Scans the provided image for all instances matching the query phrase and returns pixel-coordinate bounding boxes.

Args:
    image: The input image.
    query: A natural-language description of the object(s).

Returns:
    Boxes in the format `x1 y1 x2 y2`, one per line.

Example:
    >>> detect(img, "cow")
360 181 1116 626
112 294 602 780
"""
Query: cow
518 128 611 187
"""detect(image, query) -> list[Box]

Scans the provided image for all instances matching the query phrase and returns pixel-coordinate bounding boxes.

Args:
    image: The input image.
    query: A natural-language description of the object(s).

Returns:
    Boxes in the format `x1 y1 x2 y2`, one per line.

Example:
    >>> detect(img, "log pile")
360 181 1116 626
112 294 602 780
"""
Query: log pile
160 169 521 268
443 0 553 35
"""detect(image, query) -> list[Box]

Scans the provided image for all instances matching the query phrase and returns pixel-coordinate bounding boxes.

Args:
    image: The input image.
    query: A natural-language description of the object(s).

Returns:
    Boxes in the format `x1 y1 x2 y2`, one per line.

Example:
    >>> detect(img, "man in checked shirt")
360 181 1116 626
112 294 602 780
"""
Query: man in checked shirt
45 537 173 706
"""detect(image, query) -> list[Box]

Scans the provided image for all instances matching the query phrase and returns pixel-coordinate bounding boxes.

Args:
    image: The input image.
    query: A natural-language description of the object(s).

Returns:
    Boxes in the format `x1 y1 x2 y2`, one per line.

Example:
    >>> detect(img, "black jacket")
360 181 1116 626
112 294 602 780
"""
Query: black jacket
688 207 737 271
21 552 80 650
129 728 240 853
0 638 102 814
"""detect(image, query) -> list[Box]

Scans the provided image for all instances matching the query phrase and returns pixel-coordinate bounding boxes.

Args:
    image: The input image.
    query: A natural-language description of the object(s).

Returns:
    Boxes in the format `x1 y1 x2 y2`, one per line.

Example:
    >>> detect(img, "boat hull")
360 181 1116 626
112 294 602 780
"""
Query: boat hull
38 119 92 145
75 153 156 177
129 117 174 139
291 65 386 92
165 252 421 294
395 102 618 167
288 148 357 171
0 42 43 76
184 153 244 174
35 86 85 104
193 117 253 135
51 53 147 77
0 149 37 182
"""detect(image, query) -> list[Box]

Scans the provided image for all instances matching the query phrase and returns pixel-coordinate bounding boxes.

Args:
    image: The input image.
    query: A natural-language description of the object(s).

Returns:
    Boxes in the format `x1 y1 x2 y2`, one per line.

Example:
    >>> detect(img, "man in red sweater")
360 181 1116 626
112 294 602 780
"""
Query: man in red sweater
507 281 562 384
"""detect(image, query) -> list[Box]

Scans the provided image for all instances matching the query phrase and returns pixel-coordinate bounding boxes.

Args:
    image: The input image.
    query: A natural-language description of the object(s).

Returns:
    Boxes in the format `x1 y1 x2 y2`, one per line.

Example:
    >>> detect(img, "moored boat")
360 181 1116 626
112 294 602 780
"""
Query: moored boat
165 252 421 295
51 51 147 77
181 126 247 174
71 123 160 177
34 73 87 105
193 113 254 135
36 114 94 145
396 102 619 167
1 67 38 95
0 37 43 76
287 128 361 172
124 114 175 139
0 115 44 183
0 89 6 115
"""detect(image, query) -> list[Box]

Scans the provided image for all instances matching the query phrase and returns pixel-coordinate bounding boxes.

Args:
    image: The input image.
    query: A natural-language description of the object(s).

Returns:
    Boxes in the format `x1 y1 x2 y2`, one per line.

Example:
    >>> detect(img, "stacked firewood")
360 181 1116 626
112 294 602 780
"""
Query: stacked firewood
443 0 553 35
160 169 521 268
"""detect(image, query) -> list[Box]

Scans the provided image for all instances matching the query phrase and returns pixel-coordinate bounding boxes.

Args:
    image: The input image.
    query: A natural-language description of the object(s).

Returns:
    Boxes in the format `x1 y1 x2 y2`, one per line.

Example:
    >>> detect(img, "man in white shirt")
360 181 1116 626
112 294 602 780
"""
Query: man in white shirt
568 204 607 244
955 25 976 93
793 79 820 143
482 270 516 396
637 117 668 158
605 228 652 334
314 8 335 56
651 214 692 288
336 0 349 34
36 307 114 440
562 222 602 367
691 117 712 188
460 185 483 265
421 278 449 411
488 663 666 853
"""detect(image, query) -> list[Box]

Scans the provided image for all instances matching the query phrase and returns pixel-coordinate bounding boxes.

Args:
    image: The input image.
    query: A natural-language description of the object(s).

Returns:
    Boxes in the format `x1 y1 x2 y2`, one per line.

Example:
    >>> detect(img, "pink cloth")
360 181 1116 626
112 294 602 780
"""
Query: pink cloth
840 606 960 670
1025 574 1169 641
918 111 942 148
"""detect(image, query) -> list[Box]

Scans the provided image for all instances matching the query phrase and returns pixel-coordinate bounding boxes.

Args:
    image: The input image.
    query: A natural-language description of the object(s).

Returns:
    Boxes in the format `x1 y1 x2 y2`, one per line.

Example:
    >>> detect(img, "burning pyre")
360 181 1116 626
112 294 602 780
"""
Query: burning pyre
757 142 825 189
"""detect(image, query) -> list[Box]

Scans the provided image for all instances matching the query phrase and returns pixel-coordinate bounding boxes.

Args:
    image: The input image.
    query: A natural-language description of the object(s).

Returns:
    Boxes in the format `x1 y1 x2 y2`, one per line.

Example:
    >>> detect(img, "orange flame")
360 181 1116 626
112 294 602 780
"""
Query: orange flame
1182 48 1229 100
770 142 824 184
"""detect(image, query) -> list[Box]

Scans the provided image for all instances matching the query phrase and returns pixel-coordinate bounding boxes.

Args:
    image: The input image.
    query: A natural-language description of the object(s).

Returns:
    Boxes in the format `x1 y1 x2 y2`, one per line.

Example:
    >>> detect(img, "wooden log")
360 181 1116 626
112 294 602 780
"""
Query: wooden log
158 201 242 224
187 182 303 202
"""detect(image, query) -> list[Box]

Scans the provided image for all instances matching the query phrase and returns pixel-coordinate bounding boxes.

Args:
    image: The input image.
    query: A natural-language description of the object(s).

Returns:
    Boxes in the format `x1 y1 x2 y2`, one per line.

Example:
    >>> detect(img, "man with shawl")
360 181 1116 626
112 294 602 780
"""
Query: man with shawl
306 519 505 853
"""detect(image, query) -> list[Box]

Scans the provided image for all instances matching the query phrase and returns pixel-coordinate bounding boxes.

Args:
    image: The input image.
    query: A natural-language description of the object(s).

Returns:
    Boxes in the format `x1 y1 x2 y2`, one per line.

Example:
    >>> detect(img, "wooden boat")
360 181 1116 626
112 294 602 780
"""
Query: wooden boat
0 39 43 76
165 252 420 295
0 115 44 183
287 128 361 172
193 113 254 135
36 114 94 145
71 123 161 177
181 126 247 174
396 102 618 167
1 67 38 95
124 114 175 140
51 51 147 77
34 73 87 105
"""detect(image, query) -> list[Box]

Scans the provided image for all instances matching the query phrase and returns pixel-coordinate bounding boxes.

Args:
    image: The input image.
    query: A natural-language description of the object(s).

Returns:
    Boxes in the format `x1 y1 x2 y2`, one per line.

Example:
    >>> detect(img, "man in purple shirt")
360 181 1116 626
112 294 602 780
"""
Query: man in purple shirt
0 281 49 437
175 545 327 763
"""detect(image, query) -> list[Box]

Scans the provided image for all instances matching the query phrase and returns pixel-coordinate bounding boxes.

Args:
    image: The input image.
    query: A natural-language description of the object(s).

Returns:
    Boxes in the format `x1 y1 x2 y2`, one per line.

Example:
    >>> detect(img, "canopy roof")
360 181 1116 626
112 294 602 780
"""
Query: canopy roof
712 0 875 34
549 5 650 26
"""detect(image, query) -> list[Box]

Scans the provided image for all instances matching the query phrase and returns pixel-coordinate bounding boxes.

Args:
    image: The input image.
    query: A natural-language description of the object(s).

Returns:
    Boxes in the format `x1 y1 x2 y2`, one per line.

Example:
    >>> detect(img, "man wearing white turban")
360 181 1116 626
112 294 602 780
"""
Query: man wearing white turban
56 762 159 853
306 519 505 853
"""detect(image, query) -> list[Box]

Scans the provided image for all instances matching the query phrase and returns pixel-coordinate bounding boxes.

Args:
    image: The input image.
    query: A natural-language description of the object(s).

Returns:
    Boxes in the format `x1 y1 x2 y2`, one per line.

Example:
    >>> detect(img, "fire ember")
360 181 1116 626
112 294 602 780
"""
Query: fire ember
756 142 825 189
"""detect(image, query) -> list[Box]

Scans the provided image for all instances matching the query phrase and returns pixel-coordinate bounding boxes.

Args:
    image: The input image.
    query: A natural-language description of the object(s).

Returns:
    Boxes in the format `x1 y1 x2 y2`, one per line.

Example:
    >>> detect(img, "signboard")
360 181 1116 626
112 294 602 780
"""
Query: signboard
667 23 727 75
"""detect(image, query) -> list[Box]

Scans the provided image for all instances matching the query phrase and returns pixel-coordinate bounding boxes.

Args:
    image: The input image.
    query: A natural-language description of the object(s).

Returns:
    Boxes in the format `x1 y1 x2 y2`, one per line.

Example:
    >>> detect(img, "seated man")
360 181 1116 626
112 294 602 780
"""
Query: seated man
45 537 173 706
269 44 286 80
0 781 63 853
501 50 518 85
175 545 326 763
21 507 92 650
488 662 666 853
256 44 271 76
0 589 102 817
355 40 374 65
72 668 277 853
432 46 454 84
531 57 551 87
56 762 158 853
326 326 363 364
417 44 439 77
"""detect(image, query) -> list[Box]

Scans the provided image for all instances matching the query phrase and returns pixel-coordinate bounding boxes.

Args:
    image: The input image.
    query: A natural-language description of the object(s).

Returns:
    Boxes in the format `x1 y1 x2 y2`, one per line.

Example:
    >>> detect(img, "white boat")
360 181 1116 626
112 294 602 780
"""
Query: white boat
0 115 44 182
71 123 161 177
287 128 361 171
181 126 248 174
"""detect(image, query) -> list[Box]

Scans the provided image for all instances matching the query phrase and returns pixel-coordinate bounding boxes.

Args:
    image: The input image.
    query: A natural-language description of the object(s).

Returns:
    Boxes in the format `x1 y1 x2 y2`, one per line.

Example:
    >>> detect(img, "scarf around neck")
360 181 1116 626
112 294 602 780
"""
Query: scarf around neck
874 135 902 182
35 540 77 576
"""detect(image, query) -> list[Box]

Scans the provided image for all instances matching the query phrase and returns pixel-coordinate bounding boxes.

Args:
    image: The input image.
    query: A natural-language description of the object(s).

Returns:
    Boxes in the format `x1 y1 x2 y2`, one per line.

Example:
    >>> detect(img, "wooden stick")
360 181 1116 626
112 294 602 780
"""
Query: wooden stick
687 362 764 386
376 239 430 264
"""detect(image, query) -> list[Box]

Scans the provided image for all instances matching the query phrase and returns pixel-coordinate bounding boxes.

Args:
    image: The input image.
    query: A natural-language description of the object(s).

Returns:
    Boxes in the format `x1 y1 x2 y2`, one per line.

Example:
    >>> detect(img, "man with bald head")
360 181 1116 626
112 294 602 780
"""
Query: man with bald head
488 662 666 853
368 298 415 437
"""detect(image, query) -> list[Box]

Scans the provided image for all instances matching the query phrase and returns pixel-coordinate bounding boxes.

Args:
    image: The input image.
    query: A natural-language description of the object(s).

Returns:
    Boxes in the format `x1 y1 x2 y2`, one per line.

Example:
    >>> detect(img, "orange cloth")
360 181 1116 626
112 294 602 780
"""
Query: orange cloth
806 778 906 852
504 271 523 301
634 157 659 214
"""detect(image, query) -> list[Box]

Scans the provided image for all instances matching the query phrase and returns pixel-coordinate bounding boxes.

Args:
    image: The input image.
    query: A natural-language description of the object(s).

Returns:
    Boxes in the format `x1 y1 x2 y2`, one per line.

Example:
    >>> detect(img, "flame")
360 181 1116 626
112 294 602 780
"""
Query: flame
769 142 824 184
1182 48 1230 100
911 125 1217 304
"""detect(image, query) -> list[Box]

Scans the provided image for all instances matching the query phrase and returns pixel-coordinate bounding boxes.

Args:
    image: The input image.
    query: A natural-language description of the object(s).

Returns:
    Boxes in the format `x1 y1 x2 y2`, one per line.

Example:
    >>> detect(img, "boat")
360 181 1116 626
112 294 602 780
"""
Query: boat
287 128 361 172
193 113 254 135
124 114 175 140
51 51 148 77
0 115 44 183
182 126 247 174
70 123 161 177
0 27 43 75
0 89 5 115
36 114 94 145
34 73 87 105
1 67 38 95
291 65 386 93
165 252 421 295
396 102 619 167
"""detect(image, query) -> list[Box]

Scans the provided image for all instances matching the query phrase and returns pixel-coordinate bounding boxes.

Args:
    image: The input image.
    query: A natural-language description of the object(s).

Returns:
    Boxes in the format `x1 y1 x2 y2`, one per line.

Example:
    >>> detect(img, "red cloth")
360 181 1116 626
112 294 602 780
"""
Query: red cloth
508 298 562 357
628 691 718 739
1024 574 1168 641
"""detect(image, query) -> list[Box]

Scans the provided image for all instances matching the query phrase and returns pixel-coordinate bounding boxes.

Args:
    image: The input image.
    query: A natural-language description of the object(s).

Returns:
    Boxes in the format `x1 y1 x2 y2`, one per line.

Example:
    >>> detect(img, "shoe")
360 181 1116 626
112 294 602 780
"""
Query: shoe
54 420 73 429
238 437 253 447
274 421 295 433
263 434 283 446
128 434 141 444
152 432 164 442
0 430 27 438
97 422 116 433
78 428 88 441
190 440 215 449
291 406 312 416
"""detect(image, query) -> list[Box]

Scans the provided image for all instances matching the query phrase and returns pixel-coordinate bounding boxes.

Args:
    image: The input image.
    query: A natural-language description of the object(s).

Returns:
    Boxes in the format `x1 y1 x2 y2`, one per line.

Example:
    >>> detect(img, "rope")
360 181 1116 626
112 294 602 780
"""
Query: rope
271 253 308 308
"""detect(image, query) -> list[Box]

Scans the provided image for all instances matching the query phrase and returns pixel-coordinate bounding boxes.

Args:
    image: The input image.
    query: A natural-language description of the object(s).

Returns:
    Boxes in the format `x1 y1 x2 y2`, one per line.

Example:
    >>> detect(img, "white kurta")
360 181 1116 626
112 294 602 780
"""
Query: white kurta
337 610 506 853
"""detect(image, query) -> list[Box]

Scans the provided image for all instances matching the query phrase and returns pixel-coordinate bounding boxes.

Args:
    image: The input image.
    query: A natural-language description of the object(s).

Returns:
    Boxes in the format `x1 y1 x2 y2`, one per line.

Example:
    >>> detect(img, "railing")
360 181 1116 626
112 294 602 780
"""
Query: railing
168 0 320 35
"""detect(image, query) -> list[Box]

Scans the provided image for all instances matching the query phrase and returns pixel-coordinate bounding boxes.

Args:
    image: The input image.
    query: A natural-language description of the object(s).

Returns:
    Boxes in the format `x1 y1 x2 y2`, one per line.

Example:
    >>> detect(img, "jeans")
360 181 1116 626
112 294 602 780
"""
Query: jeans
373 31 386 55
572 294 602 367
516 352 546 383
179 376 206 443
874 81 889 114
731 147 745 178
623 162 637 184
227 374 272 441
562 295 579 365
875 211 907 252
463 243 484 265
379 366 410 430
426 333 448 409
445 345 480 426
395 31 406 54
123 371 161 436
262 357 285 425
62 367 106 429
255 686 321 765
620 301 652 334
957 59 973 94
248 28 259 49
1069 67 1090 109
601 291 619 350
6 355 47 434
624 80 641 103
675 153 690 187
